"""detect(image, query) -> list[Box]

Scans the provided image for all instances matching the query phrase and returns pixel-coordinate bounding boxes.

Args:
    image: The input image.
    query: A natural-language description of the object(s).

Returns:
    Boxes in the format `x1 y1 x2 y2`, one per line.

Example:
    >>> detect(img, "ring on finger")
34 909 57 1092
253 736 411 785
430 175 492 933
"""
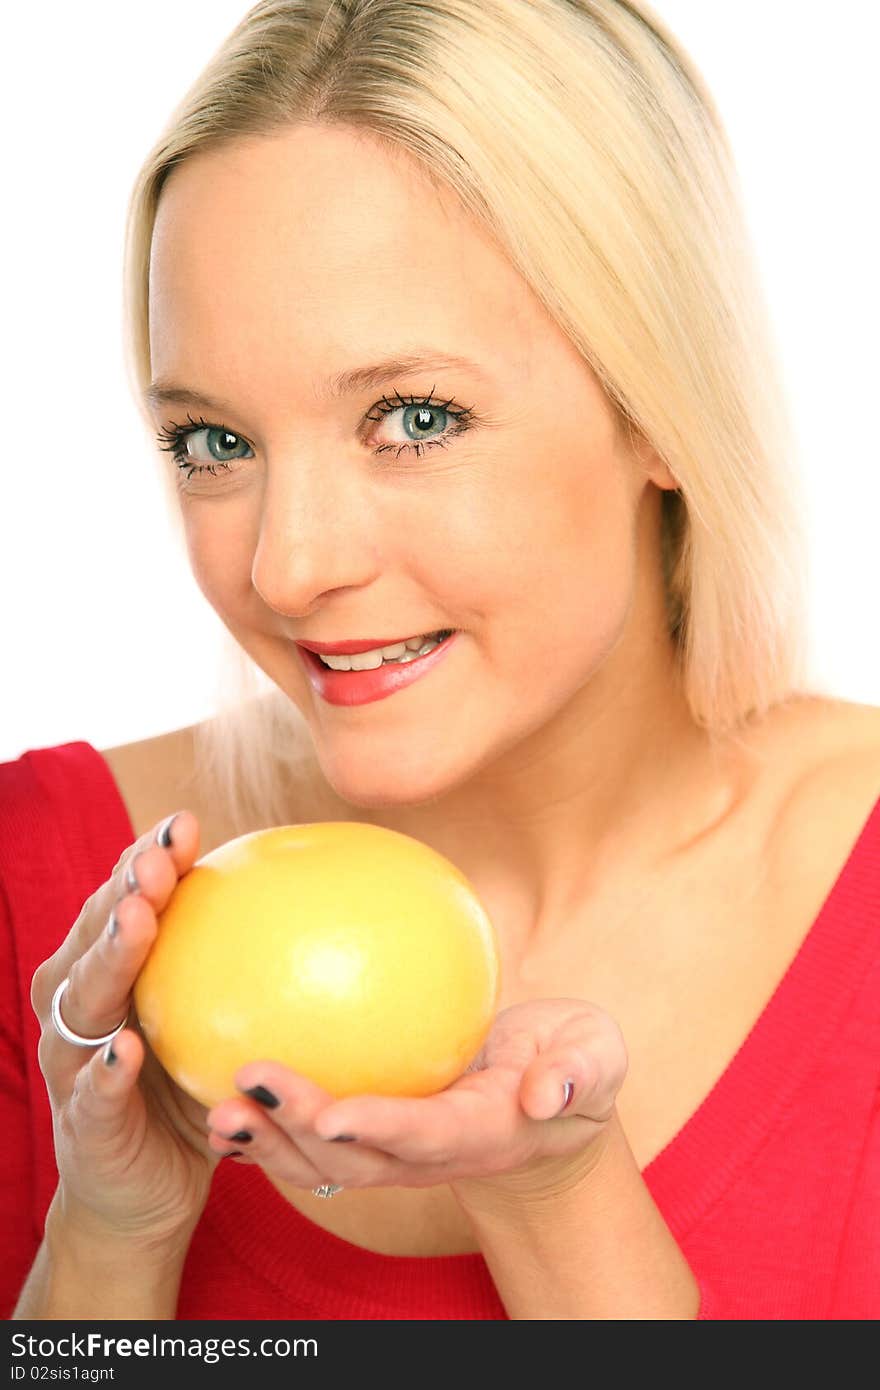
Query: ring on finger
50 977 129 1049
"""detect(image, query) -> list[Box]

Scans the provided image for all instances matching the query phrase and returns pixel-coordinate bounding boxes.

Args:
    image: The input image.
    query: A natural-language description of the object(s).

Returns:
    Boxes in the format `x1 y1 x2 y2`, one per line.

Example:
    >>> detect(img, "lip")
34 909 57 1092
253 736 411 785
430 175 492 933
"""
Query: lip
296 633 445 656
297 631 459 707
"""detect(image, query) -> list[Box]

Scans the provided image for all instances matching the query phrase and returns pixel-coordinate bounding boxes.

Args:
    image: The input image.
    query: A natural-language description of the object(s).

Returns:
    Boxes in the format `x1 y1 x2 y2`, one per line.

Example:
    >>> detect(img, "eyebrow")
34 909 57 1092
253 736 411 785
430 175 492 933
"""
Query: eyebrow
144 351 491 412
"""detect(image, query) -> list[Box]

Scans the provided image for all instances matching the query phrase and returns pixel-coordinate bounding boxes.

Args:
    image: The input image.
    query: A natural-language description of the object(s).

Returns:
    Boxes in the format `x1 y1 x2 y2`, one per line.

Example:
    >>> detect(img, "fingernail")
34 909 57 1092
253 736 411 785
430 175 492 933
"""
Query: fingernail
104 1042 117 1066
228 1130 253 1143
124 856 141 895
330 1134 358 1143
158 813 179 849
106 907 120 940
244 1085 280 1109
556 1079 575 1116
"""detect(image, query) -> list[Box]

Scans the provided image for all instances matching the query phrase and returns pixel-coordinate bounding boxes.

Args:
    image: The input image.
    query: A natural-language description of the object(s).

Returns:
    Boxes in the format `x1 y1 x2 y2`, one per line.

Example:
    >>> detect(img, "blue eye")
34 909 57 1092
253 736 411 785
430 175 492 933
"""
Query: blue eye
156 415 253 479
187 426 252 464
155 389 477 483
365 392 473 458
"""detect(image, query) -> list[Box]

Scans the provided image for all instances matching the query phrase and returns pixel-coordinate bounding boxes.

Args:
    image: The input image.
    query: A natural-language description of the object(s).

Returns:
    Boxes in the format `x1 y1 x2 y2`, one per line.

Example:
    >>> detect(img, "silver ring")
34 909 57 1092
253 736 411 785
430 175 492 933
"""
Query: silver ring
50 977 129 1048
312 1184 344 1199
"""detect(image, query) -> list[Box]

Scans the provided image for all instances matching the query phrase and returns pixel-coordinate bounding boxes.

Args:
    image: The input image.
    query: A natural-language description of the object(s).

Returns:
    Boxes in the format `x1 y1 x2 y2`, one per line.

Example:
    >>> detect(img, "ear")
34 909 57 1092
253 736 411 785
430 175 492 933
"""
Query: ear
645 456 680 492
623 419 680 492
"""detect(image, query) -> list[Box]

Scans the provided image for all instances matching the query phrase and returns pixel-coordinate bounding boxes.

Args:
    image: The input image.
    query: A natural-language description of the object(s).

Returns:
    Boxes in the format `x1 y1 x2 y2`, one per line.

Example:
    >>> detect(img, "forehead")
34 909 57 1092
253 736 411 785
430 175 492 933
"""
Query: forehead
148 124 536 391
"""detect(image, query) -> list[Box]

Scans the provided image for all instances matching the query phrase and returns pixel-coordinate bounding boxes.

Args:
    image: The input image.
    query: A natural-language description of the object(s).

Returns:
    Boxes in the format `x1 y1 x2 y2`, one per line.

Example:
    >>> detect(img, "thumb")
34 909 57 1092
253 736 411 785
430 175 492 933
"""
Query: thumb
518 1048 602 1122
67 1027 150 1155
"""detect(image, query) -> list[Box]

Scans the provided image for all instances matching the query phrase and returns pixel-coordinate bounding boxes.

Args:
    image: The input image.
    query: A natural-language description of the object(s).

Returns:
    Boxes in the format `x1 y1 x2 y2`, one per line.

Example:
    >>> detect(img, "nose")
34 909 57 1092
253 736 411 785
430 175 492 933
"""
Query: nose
250 451 380 616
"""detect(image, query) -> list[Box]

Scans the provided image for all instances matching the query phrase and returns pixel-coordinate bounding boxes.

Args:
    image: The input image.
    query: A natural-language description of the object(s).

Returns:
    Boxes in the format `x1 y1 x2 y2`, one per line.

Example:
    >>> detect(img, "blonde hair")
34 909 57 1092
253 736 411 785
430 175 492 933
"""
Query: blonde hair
122 0 811 837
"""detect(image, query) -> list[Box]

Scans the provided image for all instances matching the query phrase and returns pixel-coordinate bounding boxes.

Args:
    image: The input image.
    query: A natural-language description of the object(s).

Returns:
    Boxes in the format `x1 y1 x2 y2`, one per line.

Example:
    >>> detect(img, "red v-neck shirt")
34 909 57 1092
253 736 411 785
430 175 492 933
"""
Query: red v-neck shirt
1 741 877 1319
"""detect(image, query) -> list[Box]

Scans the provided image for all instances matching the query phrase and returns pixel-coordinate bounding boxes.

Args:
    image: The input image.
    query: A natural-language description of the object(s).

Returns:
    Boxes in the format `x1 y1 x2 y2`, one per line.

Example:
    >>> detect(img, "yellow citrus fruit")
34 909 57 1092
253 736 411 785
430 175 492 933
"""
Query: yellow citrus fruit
134 822 500 1108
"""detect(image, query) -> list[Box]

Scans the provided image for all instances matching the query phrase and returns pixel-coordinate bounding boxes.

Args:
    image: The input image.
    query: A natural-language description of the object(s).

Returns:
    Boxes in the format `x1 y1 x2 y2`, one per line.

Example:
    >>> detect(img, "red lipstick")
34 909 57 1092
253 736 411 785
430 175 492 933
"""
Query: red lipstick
296 631 459 707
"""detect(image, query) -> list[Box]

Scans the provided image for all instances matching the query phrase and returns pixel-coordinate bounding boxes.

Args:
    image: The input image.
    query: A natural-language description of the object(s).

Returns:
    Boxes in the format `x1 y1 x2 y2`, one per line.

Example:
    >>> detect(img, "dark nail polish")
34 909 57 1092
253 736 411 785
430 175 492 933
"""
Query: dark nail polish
229 1130 253 1143
124 857 140 895
104 1042 117 1066
106 908 119 940
158 814 178 849
557 1079 576 1115
331 1134 358 1143
244 1085 280 1108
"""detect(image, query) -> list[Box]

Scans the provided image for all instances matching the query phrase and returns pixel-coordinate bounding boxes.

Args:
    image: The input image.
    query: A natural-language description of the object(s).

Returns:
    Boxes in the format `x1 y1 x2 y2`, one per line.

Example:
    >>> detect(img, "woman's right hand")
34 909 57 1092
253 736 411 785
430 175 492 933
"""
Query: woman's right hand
30 810 221 1261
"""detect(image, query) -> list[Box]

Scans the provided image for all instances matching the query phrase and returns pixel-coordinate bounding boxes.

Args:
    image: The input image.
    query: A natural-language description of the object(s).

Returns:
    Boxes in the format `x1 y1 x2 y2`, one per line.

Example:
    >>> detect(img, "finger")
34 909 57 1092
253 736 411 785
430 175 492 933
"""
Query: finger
207 1104 398 1190
519 1047 618 1122
210 1060 339 1138
205 1086 364 1187
31 809 201 1021
99 808 200 942
311 1087 502 1166
41 897 165 1099
208 1062 339 1168
87 808 200 950
57 896 154 1041
210 1064 408 1182
211 1063 345 1151
518 1050 591 1121
517 1005 629 1124
62 1027 149 1160
38 812 200 1087
206 1121 327 1186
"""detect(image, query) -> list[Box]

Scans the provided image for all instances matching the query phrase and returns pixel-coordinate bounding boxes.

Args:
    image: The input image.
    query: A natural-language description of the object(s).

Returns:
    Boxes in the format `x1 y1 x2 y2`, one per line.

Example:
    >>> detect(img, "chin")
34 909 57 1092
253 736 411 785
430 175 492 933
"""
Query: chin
316 747 456 813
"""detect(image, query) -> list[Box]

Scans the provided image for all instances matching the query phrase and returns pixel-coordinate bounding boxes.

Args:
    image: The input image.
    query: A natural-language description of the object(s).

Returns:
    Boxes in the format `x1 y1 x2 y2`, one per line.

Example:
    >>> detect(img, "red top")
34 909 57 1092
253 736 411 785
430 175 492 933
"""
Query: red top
1 740 877 1320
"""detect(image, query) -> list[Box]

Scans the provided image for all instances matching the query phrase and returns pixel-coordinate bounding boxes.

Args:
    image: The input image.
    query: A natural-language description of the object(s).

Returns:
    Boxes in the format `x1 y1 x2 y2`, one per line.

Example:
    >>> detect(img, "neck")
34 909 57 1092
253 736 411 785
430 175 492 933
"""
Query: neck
369 638 750 959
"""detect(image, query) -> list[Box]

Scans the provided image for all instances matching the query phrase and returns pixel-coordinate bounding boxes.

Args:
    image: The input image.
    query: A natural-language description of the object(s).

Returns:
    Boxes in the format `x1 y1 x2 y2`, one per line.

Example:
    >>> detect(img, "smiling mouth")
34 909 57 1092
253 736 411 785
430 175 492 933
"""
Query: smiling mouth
315 630 454 671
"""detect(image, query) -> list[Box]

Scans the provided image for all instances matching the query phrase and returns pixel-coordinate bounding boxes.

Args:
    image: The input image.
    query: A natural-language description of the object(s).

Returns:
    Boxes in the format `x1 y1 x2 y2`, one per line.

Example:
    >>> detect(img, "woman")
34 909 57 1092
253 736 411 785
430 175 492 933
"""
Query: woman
3 0 878 1320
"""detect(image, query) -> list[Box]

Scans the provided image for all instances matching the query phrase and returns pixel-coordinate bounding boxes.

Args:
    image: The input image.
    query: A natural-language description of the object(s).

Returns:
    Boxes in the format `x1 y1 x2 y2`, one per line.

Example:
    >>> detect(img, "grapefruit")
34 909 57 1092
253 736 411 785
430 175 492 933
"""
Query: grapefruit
133 822 500 1108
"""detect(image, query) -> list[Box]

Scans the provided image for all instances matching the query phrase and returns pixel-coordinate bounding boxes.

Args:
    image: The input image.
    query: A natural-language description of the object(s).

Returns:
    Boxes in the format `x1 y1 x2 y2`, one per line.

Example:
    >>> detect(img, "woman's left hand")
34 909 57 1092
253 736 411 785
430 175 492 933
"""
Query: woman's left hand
204 999 629 1197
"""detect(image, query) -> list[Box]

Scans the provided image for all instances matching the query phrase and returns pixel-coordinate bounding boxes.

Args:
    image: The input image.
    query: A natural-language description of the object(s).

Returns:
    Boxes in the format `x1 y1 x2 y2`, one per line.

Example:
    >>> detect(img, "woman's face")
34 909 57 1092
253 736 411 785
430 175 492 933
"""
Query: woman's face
148 124 670 808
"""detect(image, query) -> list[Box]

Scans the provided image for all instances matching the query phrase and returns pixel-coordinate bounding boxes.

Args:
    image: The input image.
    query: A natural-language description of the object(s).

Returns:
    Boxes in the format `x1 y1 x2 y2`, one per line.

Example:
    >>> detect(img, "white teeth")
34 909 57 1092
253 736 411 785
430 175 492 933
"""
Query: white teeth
318 631 449 671
348 650 383 671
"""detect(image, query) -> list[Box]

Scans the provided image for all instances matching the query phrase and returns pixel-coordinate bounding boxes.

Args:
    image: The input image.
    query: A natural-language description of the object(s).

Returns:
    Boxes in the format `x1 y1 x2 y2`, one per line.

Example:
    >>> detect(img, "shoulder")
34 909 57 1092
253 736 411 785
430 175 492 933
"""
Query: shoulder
99 716 324 856
99 722 230 851
762 695 880 881
776 695 880 807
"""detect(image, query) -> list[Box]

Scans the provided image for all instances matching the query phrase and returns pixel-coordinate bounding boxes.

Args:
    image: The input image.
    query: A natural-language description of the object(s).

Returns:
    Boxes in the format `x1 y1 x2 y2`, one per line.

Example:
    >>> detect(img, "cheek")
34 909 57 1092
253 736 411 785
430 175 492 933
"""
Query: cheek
182 506 256 613
435 451 636 659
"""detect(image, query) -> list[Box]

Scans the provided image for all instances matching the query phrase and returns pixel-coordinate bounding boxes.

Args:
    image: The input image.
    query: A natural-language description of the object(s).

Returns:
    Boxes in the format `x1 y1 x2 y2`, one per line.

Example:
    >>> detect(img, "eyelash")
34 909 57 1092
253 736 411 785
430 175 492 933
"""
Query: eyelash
155 388 477 482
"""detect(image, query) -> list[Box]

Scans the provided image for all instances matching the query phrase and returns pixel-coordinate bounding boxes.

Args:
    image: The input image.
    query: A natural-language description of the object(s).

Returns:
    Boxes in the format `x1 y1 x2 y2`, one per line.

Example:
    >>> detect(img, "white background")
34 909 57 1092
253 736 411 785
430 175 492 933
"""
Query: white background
3 1 878 763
